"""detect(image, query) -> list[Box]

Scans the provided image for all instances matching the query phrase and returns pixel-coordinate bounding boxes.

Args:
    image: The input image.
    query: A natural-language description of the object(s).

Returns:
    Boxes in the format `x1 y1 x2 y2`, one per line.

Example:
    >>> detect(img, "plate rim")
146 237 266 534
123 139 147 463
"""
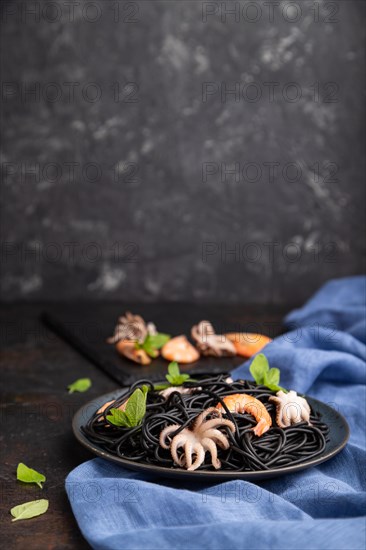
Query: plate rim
72 385 350 480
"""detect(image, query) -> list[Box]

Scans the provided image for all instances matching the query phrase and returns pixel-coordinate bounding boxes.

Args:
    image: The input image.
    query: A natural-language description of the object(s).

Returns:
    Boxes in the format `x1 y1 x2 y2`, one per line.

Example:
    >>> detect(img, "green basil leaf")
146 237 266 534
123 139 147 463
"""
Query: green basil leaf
139 334 170 357
142 341 159 358
67 378 91 394
176 374 190 385
124 388 147 426
165 362 195 387
249 354 269 385
153 383 171 391
10 499 49 522
265 382 282 392
144 333 170 350
250 355 288 393
106 408 132 427
167 361 180 379
266 383 288 393
265 367 280 387
17 463 46 489
166 375 183 385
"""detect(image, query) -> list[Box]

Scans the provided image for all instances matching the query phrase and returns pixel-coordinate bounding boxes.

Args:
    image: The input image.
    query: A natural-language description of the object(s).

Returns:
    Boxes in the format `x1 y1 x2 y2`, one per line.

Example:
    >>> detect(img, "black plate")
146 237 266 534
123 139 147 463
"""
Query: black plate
72 386 350 481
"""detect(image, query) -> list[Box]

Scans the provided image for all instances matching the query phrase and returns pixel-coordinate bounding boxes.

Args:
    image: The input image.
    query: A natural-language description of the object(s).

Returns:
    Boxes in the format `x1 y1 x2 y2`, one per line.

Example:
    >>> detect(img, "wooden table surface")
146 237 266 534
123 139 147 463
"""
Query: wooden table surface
0 303 287 549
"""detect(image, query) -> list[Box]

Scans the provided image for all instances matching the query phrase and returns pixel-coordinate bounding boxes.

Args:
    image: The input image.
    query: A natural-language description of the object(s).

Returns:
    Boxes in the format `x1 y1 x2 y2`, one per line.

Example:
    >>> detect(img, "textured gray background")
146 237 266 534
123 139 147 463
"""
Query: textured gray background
1 0 365 304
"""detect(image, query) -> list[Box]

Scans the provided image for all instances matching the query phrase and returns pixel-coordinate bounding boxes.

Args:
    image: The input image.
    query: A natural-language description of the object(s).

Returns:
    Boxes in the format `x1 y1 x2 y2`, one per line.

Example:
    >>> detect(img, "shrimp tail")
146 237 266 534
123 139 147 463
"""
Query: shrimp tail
253 417 271 437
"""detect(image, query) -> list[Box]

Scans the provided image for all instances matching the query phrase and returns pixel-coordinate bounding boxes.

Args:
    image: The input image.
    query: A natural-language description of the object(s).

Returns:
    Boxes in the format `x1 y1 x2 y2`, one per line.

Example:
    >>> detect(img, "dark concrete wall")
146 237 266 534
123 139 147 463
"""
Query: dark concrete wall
1 0 365 304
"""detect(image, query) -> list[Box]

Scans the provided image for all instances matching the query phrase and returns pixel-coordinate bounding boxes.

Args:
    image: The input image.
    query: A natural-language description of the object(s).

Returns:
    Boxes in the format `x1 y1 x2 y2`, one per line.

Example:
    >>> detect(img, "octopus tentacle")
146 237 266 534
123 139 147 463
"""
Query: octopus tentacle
197 417 235 433
201 428 231 449
159 424 181 449
301 407 311 424
170 434 189 465
201 437 221 469
268 396 282 405
193 407 221 430
187 443 205 471
184 439 194 469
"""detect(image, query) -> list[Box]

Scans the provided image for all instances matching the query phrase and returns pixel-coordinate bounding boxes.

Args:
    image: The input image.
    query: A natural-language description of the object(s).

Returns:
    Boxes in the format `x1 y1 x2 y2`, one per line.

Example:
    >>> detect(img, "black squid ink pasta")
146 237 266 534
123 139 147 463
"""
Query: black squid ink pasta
82 374 329 472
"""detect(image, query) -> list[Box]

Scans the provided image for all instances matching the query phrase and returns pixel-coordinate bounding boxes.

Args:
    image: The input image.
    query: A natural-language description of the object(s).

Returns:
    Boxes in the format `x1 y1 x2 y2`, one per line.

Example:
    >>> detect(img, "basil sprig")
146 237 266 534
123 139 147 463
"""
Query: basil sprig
249 354 287 392
154 362 196 391
107 385 149 428
136 333 170 358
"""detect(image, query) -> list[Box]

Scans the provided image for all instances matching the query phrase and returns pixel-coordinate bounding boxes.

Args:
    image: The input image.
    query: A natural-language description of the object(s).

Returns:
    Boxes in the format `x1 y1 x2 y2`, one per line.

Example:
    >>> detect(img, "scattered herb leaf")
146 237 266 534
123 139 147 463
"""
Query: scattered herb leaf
67 378 92 394
107 386 148 428
17 463 46 489
10 499 49 522
249 354 287 392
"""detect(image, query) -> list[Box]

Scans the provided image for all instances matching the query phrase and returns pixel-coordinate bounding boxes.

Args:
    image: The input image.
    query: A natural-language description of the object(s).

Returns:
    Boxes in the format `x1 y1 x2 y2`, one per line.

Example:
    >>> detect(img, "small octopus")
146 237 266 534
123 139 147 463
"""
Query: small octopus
159 407 235 471
107 312 158 365
269 390 311 428
191 321 236 357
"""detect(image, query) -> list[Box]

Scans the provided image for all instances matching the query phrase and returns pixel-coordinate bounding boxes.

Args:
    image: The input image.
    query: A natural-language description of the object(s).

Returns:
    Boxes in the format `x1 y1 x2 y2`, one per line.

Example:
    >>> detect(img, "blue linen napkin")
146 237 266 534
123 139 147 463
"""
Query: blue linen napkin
66 276 366 550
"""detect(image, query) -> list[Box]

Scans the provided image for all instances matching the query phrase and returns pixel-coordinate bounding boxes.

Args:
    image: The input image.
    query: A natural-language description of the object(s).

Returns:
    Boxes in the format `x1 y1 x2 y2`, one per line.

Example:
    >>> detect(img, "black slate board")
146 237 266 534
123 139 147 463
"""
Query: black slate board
41 304 284 386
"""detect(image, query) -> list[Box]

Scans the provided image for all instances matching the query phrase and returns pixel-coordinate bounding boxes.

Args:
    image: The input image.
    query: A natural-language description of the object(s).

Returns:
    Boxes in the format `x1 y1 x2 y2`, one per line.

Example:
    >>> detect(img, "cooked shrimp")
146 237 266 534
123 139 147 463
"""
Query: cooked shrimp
116 340 151 365
216 394 272 437
161 336 200 364
224 333 272 357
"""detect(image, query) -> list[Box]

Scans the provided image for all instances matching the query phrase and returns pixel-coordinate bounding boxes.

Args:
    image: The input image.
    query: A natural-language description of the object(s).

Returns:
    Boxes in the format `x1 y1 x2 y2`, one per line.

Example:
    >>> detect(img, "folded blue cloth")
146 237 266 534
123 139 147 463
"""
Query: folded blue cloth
66 276 366 550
